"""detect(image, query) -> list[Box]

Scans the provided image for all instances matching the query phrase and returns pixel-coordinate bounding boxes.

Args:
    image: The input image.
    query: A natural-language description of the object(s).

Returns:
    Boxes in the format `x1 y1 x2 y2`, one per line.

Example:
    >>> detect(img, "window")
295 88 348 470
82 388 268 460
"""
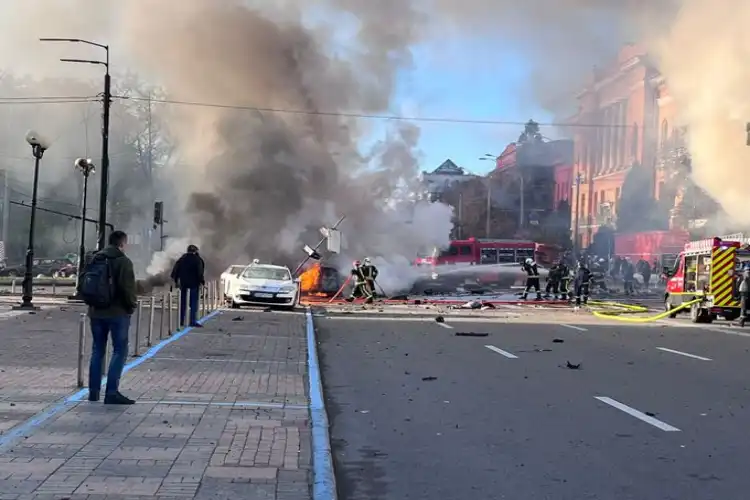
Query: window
581 194 586 214
600 190 606 204
459 245 472 256
480 248 498 264
439 245 459 257
660 119 669 147
242 266 292 281
615 187 621 201
593 192 598 211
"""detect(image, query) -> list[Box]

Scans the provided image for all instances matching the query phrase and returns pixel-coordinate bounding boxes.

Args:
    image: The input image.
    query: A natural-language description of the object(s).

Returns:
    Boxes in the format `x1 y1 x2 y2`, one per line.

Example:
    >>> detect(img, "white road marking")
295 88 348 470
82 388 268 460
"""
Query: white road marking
0 311 26 321
560 324 588 331
484 345 518 359
595 396 680 432
436 322 453 329
656 347 712 361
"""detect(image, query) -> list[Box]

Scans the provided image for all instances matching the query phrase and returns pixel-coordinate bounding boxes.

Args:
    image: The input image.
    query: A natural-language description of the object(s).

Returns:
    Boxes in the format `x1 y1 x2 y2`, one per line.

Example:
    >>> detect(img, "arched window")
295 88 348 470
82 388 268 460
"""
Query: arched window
660 119 669 147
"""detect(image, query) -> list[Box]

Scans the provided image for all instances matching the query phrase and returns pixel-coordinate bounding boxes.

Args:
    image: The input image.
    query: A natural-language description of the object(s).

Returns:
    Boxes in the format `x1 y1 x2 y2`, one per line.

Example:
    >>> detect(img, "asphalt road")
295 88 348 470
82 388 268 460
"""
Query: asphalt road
316 312 750 500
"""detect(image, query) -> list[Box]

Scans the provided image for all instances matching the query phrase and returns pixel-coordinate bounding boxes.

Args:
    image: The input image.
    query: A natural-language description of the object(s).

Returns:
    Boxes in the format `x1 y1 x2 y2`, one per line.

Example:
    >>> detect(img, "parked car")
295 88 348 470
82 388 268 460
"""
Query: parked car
226 262 299 310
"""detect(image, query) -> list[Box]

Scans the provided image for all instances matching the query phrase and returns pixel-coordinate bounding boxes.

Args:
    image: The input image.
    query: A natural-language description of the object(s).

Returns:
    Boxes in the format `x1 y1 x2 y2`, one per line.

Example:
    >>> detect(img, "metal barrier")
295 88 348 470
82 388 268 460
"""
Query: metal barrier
148 295 155 346
77 313 86 388
133 300 142 357
167 292 174 335
159 292 167 340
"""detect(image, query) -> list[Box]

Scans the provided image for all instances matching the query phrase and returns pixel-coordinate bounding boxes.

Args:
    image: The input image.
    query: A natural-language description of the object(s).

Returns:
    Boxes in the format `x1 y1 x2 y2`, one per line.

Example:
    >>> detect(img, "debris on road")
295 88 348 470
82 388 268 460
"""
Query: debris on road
421 376 438 381
566 361 581 369
553 338 564 343
435 316 445 323
455 332 489 337
232 316 244 321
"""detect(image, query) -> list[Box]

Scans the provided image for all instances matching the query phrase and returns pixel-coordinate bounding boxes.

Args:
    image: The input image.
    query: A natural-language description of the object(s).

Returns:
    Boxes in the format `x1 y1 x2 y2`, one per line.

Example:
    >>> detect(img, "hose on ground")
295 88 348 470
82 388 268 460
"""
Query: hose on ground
588 298 702 323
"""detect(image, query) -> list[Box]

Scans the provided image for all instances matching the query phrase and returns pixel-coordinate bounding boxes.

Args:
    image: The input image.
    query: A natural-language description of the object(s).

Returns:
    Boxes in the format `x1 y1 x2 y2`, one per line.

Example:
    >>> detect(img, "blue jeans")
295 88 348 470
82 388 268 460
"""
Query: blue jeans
180 286 200 326
89 315 131 395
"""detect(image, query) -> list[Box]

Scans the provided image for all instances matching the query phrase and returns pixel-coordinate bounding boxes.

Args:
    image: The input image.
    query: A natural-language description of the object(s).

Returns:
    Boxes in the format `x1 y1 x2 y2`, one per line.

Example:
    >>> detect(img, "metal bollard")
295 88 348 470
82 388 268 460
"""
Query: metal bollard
76 313 86 388
201 286 207 317
159 293 167 340
52 279 56 296
10 279 15 294
147 295 155 346
175 288 181 330
207 282 213 312
133 300 143 357
167 292 174 334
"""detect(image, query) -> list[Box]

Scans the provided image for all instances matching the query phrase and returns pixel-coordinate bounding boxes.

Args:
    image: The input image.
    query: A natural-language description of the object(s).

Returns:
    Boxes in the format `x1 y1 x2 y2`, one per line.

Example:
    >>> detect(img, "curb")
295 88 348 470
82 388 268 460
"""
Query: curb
305 308 338 500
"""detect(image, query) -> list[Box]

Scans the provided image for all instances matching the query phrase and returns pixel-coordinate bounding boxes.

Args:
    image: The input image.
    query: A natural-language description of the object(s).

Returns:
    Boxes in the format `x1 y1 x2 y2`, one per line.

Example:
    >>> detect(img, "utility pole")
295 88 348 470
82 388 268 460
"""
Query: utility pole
39 38 111 250
98 69 111 250
1 170 9 253
573 172 583 262
485 178 491 238
153 201 166 251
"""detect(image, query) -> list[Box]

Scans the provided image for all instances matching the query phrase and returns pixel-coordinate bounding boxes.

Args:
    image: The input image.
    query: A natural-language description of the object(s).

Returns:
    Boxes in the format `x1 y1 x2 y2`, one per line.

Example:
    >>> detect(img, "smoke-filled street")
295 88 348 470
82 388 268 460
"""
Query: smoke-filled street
316 309 750 500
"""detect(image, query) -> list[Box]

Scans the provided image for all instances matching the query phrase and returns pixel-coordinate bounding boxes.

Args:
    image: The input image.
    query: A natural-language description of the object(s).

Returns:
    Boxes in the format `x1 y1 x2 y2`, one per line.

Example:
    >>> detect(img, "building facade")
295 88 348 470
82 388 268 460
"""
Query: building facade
420 159 479 200
570 44 661 247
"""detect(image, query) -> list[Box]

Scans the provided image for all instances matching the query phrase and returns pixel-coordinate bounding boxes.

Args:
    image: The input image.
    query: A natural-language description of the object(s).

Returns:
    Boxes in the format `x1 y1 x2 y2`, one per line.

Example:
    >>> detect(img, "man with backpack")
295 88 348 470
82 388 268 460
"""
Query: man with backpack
80 230 137 405
171 244 205 327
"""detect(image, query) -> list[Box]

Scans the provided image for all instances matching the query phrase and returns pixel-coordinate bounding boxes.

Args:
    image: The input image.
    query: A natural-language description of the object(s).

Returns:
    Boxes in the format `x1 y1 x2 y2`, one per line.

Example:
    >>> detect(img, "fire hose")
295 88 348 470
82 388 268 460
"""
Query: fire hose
587 298 702 323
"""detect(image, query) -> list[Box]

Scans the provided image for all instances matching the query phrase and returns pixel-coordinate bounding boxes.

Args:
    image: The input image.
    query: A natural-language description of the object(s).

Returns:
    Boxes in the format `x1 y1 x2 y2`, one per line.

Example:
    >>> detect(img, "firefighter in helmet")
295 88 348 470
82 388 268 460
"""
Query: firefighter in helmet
521 257 543 300
360 257 379 298
573 260 592 309
347 260 373 303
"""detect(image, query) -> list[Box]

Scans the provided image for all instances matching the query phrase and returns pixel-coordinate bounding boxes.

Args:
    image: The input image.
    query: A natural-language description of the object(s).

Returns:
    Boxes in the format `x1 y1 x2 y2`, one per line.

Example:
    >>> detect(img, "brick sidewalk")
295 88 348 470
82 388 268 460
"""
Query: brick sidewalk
0 310 312 499
0 300 178 437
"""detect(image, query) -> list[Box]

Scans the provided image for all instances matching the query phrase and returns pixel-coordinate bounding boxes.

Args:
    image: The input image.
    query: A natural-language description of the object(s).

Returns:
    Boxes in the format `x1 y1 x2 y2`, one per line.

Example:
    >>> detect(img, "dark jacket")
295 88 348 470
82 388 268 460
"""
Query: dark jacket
522 262 539 277
88 245 138 318
171 252 206 289
575 266 591 286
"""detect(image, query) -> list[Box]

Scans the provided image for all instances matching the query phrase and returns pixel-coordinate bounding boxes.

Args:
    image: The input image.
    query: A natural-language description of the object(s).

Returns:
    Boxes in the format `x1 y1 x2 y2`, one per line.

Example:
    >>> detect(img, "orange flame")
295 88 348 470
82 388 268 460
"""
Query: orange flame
299 263 323 295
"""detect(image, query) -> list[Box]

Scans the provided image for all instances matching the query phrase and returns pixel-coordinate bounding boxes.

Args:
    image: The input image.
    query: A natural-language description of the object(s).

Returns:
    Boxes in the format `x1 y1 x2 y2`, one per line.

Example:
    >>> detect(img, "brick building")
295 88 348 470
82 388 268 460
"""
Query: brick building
570 44 662 247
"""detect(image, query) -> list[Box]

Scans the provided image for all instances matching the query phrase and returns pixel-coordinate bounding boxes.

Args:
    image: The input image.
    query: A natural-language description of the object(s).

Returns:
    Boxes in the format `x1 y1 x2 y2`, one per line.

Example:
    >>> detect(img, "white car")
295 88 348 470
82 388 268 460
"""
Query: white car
227 263 299 310
221 264 248 299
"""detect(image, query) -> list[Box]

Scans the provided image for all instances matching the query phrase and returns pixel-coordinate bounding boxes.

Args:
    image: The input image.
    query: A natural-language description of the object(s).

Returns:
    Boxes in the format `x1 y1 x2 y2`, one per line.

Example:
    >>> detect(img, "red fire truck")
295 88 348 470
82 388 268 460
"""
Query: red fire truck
416 238 548 267
664 235 750 323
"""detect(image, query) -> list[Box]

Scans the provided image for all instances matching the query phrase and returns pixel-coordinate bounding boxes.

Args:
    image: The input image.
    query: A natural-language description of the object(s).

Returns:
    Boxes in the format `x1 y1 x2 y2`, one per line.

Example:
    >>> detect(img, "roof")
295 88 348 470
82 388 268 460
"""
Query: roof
429 159 464 175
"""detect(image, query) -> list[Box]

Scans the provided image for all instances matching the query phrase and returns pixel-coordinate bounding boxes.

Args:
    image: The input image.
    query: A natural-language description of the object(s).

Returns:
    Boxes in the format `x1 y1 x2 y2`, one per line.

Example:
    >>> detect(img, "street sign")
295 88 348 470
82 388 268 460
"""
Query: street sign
327 229 341 253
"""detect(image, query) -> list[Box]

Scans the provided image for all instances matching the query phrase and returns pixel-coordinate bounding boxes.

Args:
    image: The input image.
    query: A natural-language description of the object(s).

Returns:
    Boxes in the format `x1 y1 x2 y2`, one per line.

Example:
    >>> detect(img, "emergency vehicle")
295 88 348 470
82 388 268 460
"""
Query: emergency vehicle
664 234 750 323
416 238 541 267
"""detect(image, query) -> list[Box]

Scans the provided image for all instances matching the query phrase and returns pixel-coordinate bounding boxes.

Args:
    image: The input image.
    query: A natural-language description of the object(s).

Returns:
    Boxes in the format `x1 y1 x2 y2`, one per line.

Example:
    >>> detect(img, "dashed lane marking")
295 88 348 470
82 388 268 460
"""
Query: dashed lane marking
656 347 712 361
484 345 518 359
560 324 588 331
595 396 680 432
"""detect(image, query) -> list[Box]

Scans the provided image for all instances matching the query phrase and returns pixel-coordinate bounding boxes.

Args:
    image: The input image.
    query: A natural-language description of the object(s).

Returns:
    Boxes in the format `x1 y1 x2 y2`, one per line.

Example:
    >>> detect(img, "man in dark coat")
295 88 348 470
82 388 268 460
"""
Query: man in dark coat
171 244 206 327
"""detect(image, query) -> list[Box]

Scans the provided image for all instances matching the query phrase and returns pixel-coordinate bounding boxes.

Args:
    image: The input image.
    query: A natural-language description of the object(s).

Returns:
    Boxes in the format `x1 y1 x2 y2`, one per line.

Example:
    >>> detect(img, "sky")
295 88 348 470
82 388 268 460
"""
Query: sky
393 38 555 176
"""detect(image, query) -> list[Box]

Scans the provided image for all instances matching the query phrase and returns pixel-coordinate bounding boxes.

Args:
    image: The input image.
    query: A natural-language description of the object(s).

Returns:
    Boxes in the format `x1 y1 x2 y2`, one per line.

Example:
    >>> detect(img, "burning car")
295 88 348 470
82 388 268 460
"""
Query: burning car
226 263 299 310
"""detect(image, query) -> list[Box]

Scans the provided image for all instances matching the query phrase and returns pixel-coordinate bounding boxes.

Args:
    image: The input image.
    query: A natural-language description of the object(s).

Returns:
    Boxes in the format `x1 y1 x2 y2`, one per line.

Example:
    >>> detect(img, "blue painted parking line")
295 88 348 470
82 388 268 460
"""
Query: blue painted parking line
306 308 337 500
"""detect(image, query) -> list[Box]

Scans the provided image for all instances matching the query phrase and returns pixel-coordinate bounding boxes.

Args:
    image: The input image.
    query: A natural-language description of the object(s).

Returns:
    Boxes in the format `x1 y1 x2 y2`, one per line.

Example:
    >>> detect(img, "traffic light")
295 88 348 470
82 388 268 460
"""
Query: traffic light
153 201 163 228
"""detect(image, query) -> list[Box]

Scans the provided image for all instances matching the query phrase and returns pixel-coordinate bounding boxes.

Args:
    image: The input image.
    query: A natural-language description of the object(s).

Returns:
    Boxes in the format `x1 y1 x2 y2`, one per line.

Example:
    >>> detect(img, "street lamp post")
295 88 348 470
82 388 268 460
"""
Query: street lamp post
481 153 526 232
573 172 583 263
14 131 50 311
70 159 95 301
40 37 111 250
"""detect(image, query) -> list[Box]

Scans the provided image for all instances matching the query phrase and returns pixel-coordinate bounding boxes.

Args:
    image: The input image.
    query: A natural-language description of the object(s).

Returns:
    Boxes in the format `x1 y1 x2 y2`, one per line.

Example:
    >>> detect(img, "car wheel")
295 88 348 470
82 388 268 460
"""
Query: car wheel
230 300 240 309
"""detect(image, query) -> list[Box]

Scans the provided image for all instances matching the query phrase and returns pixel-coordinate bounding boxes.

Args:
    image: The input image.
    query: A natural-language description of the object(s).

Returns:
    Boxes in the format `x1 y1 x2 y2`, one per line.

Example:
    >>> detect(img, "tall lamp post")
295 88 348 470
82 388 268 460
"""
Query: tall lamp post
478 155 496 237
14 131 50 311
572 171 583 263
70 159 95 301
40 37 111 250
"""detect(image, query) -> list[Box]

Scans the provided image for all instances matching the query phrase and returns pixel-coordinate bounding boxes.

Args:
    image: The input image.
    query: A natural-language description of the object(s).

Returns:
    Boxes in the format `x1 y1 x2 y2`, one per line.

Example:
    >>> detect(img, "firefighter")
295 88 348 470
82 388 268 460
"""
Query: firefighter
559 261 572 301
361 257 379 298
521 257 543 301
573 260 592 308
738 263 750 327
346 260 373 303
544 261 561 299
622 257 635 295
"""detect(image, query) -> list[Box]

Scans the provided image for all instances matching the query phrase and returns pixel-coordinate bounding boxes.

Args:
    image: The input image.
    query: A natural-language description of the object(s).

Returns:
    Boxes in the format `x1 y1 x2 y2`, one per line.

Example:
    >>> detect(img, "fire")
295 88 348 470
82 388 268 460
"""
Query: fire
299 263 326 296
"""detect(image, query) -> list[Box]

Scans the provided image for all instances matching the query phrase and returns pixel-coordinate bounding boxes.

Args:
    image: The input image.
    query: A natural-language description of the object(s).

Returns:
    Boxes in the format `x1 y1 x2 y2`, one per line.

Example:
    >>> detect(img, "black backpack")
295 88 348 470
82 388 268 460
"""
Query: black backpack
80 254 115 308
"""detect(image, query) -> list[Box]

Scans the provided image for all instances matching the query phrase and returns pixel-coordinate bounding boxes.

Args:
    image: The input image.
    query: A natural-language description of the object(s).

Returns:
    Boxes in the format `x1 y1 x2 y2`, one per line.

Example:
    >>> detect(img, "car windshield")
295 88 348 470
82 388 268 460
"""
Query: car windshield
242 266 291 281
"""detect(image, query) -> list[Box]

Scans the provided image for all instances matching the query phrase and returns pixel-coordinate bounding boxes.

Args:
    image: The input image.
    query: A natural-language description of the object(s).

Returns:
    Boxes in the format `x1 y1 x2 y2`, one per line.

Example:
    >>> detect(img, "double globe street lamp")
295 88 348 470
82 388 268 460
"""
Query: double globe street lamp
14 130 51 311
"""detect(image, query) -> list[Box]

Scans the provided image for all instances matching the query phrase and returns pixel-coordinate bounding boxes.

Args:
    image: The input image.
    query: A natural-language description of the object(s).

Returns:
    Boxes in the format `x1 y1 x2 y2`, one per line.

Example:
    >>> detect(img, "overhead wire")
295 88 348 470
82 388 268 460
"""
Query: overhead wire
113 95 633 129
